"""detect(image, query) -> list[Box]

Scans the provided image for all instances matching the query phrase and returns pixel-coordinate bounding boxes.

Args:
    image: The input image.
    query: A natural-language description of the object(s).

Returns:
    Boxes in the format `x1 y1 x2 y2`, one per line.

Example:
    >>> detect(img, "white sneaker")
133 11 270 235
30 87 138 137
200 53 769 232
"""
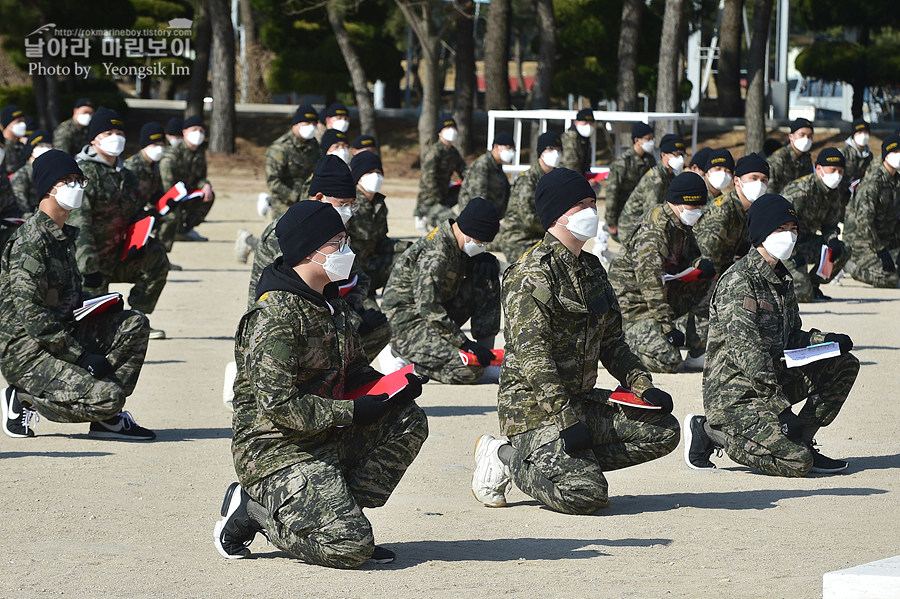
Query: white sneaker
414 216 428 233
223 361 237 412
235 229 254 263
683 352 706 371
472 434 511 507
148 328 166 340
257 192 271 219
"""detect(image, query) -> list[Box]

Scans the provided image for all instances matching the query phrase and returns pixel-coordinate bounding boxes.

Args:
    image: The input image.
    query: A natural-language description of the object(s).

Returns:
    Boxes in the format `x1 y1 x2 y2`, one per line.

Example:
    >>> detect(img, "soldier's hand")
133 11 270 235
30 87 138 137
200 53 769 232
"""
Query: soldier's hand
697 258 717 280
640 388 673 413
778 409 804 440
559 422 592 454
392 373 427 404
352 393 391 426
125 246 145 261
877 249 896 273
824 332 853 354
826 238 845 261
471 253 500 280
83 272 104 289
462 339 494 367
791 251 808 269
665 329 685 348
356 309 387 335
76 352 114 379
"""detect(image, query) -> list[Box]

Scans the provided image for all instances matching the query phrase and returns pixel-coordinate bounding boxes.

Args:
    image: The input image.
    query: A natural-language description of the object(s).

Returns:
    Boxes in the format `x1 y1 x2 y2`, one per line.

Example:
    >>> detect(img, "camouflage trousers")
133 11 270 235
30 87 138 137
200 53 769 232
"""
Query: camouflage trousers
15 310 150 423
508 390 680 514
784 241 853 302
155 210 179 253
846 246 900 289
415 189 458 228
244 400 428 568
362 238 412 294
712 353 859 477
176 196 215 233
83 239 170 314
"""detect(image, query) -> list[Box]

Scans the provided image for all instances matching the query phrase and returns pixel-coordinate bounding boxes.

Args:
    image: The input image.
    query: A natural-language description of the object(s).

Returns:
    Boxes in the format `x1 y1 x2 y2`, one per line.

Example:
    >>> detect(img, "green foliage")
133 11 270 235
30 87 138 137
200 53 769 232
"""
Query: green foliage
795 0 899 32
60 78 129 114
0 86 38 114
796 39 900 88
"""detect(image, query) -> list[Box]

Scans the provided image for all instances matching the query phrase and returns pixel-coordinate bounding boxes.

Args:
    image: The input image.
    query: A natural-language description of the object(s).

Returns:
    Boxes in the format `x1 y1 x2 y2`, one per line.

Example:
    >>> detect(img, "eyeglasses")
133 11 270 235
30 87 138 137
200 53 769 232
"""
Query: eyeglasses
323 236 351 251
332 199 359 213
59 179 87 190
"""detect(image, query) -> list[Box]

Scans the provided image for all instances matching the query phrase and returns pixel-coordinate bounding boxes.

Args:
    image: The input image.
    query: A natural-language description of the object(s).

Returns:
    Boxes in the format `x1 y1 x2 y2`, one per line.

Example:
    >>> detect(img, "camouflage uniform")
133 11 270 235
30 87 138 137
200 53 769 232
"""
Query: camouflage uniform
609 203 711 373
347 188 410 293
693 189 749 276
458 151 511 218
493 164 544 263
0 211 150 423
159 141 213 233
10 161 38 215
560 129 591 174
616 164 676 242
604 147 656 230
2 139 29 174
499 232 679 514
837 138 873 209
381 221 501 384
781 173 851 300
124 152 178 253
52 118 91 157
265 130 320 219
843 163 900 288
703 249 859 477
73 151 170 314
232 262 428 568
415 140 467 225
766 144 813 194
0 168 23 251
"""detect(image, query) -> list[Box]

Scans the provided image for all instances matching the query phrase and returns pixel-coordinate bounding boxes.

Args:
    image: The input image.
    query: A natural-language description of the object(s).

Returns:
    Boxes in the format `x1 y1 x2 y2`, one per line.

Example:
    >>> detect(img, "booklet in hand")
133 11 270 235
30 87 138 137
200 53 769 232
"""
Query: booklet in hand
156 182 188 215
783 342 841 368
2 217 25 227
662 267 703 284
122 215 156 259
815 244 834 280
344 364 416 400
608 386 662 410
459 348 505 366
74 292 123 321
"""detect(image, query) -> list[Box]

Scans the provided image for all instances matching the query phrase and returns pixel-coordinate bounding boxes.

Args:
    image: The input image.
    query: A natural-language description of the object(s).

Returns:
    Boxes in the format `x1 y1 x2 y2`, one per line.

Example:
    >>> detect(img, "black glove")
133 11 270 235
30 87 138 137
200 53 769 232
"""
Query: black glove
391 373 426 404
791 251 808 269
665 329 685 348
352 393 391 426
877 249 896 273
461 339 494 367
356 308 387 336
826 238 845 261
77 352 114 379
125 246 145 261
83 272 104 289
824 332 853 354
559 421 592 454
697 258 717 280
166 198 179 210
640 388 674 414
471 253 500 280
778 409 804 440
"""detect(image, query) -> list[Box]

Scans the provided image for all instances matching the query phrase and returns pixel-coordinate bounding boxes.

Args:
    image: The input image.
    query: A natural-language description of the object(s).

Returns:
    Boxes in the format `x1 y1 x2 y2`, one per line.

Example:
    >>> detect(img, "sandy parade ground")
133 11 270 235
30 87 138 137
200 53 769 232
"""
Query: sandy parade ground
2 164 898 599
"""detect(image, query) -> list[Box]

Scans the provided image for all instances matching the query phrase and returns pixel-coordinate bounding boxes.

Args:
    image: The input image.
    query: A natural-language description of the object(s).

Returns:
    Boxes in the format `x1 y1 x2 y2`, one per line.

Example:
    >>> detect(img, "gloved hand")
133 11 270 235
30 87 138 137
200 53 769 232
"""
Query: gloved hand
77 352 114 379
559 421 592 454
791 251 808 269
877 248 896 273
461 339 494 367
824 332 854 354
640 388 674 413
356 308 387 336
83 272 104 289
826 238 845 261
391 373 426 404
166 197 179 210
665 329 685 348
125 246 145 261
778 409 804 440
352 393 391 426
697 258 716 280
471 253 500 280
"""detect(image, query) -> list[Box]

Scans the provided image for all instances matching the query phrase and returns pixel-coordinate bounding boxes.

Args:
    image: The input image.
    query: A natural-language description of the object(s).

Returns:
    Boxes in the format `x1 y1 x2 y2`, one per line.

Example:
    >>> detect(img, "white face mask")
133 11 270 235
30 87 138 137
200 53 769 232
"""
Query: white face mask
762 230 797 261
738 178 767 202
886 152 900 169
75 112 92 127
329 148 351 165
641 139 655 154
185 130 205 147
11 122 27 137
575 123 593 138
297 123 316 140
312 244 356 282
792 136 812 153
441 128 458 143
359 172 383 194
333 204 354 224
707 170 732 191
854 132 869 148
98 134 125 157
31 146 51 160
667 154 685 174
820 169 843 189
499 148 516 164
145 145 165 162
541 149 560 168
462 236 486 257
53 183 84 211
332 119 350 133
676 205 703 227
168 137 182 147
560 207 599 241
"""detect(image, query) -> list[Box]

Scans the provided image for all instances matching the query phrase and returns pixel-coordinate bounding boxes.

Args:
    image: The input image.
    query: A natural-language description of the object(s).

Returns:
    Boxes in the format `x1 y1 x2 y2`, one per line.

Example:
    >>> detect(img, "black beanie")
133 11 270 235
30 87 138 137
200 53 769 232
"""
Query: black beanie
1 105 24 128
666 172 708 206
308 155 356 198
747 194 799 247
24 116 38 135
790 118 813 133
631 122 653 141
851 118 869 133
690 147 712 170
437 117 457 134
493 132 514 147
535 167 597 230
456 197 500 243
139 122 165 148
320 129 348 153
537 131 562 156
275 200 346 266
575 108 595 122
659 134 686 154
881 134 900 160
88 107 125 141
734 153 770 178
706 148 735 171
350 151 382 184
165 117 183 136
292 104 319 125
74 97 94 109
816 147 845 169
323 102 349 122
33 149 84 200
183 115 204 130
26 129 51 154
353 134 377 150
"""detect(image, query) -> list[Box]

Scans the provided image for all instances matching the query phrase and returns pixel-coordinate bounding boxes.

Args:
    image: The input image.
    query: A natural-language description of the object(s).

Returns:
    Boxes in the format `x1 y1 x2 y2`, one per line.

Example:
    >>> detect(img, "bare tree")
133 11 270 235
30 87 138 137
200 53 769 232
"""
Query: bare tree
745 0 774 153
529 0 555 111
655 0 685 119
239 0 269 102
717 0 743 117
207 0 236 153
186 0 211 120
616 0 643 111
326 0 377 138
453 0 476 154
483 0 510 110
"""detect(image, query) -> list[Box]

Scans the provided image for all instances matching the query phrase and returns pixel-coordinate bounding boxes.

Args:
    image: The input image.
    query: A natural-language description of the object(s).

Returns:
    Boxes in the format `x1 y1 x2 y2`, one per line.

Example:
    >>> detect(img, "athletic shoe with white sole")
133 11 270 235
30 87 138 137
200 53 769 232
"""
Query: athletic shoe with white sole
214 482 263 559
683 413 719 470
235 229 254 263
809 442 849 474
682 351 706 371
369 546 396 564
472 434 512 507
2 386 39 438
88 411 156 440
148 328 166 340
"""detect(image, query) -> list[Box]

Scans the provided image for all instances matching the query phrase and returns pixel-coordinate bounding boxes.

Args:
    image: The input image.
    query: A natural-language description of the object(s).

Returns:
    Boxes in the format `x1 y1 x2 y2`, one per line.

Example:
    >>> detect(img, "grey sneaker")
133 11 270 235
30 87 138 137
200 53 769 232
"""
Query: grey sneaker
214 482 263 559
683 414 719 470
235 229 254 263
88 411 155 441
2 386 39 438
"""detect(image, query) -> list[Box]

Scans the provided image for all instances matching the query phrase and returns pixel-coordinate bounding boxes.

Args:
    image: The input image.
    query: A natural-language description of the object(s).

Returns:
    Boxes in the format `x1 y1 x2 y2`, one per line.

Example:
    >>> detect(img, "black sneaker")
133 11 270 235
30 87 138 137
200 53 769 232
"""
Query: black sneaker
2 386 39 438
88 411 155 440
214 482 262 559
809 442 848 474
369 546 396 564
813 287 832 301
683 413 718 470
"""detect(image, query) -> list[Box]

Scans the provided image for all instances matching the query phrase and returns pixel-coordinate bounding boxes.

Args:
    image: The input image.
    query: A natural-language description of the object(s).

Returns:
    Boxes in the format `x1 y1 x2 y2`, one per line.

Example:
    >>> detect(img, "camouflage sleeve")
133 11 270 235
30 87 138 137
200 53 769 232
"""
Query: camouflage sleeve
413 250 468 347
595 279 653 395
265 143 299 200
603 159 626 226
695 203 736 273
560 132 582 172
195 151 209 188
341 304 382 390
821 194 842 240
631 225 676 326
458 156 487 209
158 152 177 190
68 189 99 275
767 150 790 194
851 178 883 251
455 151 467 180
52 125 67 152
9 169 31 214
417 145 442 205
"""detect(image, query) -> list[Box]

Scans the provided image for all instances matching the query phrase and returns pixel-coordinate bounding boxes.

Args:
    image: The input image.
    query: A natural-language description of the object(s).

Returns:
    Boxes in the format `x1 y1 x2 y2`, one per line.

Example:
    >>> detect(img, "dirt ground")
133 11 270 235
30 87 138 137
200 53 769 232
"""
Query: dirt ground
2 161 898 599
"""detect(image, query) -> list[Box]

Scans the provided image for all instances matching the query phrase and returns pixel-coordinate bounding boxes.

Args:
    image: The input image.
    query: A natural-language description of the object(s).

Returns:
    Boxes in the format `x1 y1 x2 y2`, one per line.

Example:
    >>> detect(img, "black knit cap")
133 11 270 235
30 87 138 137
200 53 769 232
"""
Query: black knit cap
659 133 686 154
74 97 94 109
816 147 845 169
139 122 166 148
165 117 183 136
292 104 319 125
747 194 799 247
323 102 349 121
353 134 377 150
882 134 900 160
666 172 708 206
706 148 735 171
493 132 514 147
308 154 355 198
631 122 653 140
33 149 84 200
320 129 348 153
734 152 770 178
456 197 500 243
275 200 345 266
790 118 814 133
183 115 204 130
24 116 38 135
535 167 596 230
575 108 595 122
26 129 51 154
690 147 712 170
88 107 125 140
350 150 382 184
851 118 869 133
537 131 562 155
437 117 457 134
1 105 24 128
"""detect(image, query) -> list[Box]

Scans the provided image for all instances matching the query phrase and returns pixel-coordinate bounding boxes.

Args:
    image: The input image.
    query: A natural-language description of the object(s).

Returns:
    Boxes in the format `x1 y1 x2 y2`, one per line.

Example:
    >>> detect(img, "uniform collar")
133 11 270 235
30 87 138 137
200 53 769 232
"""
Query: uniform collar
34 210 77 242
747 246 789 286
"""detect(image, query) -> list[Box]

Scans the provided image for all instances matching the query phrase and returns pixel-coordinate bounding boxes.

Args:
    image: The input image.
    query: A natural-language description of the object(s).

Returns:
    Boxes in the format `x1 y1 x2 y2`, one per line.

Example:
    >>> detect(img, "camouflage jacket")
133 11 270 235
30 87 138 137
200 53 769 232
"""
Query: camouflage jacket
346 188 389 269
265 130 319 207
458 151 511 218
838 137 873 205
495 164 545 256
231 259 381 485
844 163 900 253
0 166 22 220
52 118 91 156
10 162 37 215
560 128 591 174
124 152 163 209
604 147 656 228
693 189 749 275
617 163 676 242
72 149 144 275
703 249 827 429
0 211 86 383
782 173 842 249
766 144 813 194
499 232 652 437
382 221 470 347
609 203 702 328
159 141 209 191
417 140 467 207
2 139 29 175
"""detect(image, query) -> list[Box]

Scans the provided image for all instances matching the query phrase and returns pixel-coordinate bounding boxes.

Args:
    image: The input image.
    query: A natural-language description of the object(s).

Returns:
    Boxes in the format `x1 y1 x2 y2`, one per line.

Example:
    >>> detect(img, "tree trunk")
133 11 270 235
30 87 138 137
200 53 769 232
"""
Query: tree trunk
32 73 49 131
514 35 526 96
187 0 211 120
744 0 773 154
453 0 476 154
207 0 236 153
717 0 743 117
655 0 685 121
483 0 510 110
851 24 870 119
327 1 377 138
528 0 556 156
238 0 268 103
616 0 643 111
